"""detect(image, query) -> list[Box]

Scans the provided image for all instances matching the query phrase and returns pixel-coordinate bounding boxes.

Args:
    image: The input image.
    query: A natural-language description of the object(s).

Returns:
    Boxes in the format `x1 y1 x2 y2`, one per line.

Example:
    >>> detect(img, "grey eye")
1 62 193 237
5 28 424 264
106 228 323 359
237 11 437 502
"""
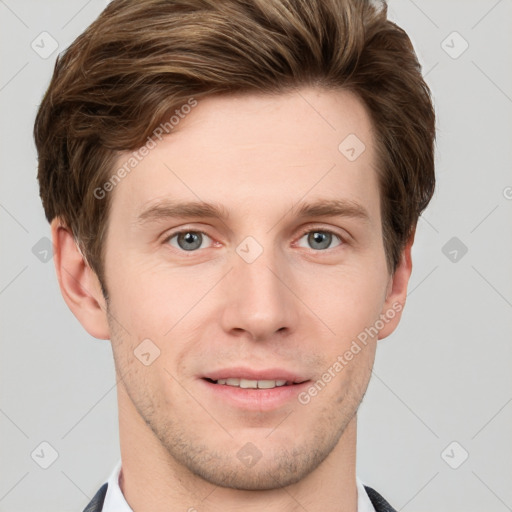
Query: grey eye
297 231 342 250
168 231 211 251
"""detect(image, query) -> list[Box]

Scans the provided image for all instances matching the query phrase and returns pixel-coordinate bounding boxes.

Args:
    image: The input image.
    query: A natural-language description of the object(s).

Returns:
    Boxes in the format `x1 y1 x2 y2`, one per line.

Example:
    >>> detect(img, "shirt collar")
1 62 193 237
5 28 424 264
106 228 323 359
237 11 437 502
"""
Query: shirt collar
357 477 377 512
102 460 133 512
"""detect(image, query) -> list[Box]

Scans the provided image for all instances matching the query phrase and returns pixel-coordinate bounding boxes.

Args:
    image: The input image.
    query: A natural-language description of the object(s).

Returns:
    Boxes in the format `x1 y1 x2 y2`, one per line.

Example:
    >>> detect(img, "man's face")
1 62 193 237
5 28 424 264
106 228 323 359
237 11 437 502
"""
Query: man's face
102 87 400 490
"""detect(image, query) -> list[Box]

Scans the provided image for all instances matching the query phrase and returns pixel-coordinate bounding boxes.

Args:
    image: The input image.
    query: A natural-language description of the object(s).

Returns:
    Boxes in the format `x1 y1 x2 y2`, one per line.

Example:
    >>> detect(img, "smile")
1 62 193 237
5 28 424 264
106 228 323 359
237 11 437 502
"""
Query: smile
206 378 289 389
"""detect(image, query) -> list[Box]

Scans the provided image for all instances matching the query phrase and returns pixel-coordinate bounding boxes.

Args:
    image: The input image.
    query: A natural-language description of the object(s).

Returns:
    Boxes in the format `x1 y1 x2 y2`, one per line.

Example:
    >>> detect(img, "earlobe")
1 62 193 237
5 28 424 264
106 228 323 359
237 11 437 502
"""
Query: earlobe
51 218 110 340
378 234 414 340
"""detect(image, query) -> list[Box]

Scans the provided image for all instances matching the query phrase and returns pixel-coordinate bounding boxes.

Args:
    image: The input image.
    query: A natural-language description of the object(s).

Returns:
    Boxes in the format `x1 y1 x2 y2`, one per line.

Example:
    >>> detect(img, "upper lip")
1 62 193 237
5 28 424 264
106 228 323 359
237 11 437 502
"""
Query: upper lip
203 367 309 384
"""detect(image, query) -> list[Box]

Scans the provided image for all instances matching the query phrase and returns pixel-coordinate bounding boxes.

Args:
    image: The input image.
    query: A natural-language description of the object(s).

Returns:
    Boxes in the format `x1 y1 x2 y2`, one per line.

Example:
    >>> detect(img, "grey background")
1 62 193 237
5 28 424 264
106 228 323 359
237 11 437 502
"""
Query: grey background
1 0 511 510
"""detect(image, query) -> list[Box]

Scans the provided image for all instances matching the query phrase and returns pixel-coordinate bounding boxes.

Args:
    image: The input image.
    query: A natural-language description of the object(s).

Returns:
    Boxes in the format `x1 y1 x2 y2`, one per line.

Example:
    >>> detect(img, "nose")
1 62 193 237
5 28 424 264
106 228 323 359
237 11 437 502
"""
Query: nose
219 242 299 342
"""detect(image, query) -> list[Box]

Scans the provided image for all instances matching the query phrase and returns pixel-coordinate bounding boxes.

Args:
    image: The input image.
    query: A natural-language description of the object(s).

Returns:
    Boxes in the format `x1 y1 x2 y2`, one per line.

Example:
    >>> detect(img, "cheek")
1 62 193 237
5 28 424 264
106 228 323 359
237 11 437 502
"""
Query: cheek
306 266 388 339
107 257 210 337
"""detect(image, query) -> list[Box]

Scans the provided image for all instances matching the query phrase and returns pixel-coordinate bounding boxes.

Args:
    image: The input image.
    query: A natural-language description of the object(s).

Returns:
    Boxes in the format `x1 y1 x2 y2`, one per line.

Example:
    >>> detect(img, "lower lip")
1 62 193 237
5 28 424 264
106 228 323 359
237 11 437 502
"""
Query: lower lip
200 379 310 411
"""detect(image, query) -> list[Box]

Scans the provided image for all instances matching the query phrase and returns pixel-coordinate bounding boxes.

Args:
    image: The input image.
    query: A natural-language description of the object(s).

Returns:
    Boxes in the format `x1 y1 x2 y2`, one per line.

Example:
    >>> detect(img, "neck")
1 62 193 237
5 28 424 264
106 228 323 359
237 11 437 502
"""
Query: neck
117 383 359 512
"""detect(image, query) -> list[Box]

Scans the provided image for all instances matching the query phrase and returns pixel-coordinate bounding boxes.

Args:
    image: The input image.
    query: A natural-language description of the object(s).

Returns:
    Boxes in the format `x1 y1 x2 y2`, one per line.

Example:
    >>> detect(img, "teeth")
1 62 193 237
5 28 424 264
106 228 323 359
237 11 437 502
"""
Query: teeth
240 379 258 388
214 378 288 389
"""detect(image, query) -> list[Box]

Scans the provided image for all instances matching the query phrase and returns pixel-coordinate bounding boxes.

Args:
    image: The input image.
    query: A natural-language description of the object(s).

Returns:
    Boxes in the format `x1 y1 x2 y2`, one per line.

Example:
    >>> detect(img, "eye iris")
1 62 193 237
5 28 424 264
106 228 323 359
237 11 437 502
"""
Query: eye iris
308 231 331 250
177 232 202 251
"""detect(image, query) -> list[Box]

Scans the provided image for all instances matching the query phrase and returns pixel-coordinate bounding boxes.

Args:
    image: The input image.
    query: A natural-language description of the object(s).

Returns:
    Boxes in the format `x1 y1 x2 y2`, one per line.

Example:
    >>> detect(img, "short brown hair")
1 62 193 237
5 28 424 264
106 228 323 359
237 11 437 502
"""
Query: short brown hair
34 0 435 293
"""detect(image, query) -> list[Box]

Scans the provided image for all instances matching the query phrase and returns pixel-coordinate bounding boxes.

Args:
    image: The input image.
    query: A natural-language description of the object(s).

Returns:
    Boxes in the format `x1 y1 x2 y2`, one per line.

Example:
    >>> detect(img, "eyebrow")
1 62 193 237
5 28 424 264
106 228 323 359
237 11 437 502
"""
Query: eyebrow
293 198 370 223
135 198 370 225
135 200 230 225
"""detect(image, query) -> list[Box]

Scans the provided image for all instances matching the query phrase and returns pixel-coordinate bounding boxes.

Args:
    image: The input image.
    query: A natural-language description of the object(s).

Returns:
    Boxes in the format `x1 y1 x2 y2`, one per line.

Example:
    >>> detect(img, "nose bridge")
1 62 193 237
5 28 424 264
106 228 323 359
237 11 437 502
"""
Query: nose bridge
220 236 298 339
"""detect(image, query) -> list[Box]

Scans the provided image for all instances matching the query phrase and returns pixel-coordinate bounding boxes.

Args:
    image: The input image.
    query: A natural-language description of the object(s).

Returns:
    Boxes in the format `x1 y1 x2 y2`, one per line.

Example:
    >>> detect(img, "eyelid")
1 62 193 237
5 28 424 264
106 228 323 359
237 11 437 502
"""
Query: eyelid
294 225 347 246
163 228 215 249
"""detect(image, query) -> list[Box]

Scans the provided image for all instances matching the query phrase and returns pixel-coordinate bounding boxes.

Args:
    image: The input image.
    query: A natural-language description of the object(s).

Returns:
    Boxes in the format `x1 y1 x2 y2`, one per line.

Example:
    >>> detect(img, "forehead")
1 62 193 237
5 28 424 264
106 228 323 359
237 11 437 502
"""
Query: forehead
110 87 379 224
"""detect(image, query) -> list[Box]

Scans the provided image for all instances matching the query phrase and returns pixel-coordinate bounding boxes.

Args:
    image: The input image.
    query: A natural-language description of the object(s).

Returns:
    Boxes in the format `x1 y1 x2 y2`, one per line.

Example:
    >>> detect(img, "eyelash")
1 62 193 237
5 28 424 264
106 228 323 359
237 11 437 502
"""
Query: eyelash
294 228 344 250
163 227 345 253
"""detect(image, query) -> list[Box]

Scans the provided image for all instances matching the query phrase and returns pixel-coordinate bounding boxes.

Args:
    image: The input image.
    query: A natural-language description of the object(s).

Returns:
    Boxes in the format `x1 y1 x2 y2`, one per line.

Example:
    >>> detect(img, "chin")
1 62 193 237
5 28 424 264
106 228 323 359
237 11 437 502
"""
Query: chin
187 452 317 491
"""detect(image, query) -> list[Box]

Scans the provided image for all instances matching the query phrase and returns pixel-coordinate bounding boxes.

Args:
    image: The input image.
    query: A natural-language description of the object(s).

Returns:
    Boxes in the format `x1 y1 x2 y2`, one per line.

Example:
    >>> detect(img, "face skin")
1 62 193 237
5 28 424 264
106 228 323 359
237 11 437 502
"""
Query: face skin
52 86 412 512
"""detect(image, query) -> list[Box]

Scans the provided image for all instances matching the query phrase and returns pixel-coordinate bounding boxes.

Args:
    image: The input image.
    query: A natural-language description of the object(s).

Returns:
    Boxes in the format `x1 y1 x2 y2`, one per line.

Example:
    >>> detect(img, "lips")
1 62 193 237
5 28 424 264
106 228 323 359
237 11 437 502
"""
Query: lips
202 367 308 387
208 377 288 389
200 368 311 410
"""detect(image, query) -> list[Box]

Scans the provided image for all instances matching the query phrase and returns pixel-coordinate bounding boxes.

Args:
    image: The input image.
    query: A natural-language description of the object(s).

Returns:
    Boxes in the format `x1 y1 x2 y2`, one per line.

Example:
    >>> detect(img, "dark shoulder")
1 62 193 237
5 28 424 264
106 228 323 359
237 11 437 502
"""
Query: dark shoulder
83 483 108 512
364 485 397 512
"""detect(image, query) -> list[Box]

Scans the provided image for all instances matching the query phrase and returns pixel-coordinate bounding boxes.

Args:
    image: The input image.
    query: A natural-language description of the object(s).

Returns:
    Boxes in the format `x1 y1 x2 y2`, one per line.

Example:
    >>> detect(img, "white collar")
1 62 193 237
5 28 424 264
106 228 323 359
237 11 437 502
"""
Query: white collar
102 460 133 512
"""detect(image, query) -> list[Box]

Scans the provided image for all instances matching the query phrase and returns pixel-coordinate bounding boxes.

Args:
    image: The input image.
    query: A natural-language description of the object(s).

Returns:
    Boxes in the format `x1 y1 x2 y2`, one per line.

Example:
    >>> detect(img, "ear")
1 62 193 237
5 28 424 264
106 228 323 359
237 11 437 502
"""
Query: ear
378 231 414 340
51 218 110 339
